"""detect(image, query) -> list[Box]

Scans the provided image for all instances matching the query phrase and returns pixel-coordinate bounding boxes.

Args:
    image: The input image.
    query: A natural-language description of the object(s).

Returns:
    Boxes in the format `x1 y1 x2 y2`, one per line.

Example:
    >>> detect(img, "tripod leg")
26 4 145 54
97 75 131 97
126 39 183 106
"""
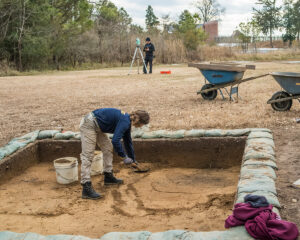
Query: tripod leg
138 55 140 74
128 48 138 75
139 47 147 73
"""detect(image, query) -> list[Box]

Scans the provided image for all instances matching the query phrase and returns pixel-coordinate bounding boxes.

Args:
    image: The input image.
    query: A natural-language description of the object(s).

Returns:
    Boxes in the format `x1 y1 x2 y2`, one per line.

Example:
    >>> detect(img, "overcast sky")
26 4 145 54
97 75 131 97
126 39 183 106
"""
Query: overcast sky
111 0 284 36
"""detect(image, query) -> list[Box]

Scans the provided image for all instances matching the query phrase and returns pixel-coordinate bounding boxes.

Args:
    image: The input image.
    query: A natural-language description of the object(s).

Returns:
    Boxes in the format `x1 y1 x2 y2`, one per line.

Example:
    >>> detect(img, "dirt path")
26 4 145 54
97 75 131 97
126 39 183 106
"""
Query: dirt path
273 127 300 226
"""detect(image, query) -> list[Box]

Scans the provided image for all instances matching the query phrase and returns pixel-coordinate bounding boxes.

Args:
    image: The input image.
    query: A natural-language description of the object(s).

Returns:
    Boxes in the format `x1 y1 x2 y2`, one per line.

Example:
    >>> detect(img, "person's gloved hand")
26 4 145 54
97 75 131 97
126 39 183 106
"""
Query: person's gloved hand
123 156 134 165
131 161 139 169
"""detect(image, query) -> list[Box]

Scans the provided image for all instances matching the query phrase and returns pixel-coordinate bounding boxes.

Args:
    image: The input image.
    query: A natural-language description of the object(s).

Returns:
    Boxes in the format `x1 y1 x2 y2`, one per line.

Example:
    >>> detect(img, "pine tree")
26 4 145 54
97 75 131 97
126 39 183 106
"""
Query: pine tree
282 0 296 47
175 10 206 50
253 0 281 48
145 5 159 31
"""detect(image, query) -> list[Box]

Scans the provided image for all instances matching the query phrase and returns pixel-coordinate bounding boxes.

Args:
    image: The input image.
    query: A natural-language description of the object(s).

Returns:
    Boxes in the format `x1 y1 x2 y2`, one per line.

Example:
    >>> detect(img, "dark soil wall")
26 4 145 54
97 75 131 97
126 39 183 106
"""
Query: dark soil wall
38 140 81 162
133 137 246 168
0 137 246 183
0 143 39 182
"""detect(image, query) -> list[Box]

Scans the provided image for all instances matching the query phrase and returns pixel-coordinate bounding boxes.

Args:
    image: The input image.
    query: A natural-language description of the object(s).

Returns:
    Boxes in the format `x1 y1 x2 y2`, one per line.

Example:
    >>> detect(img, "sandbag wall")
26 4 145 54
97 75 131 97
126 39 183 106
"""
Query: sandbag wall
0 128 279 240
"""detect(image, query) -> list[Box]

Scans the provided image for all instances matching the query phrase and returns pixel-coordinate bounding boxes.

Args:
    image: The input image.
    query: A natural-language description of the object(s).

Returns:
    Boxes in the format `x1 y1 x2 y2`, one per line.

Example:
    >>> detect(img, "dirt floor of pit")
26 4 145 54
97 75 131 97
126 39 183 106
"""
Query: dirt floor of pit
0 162 240 238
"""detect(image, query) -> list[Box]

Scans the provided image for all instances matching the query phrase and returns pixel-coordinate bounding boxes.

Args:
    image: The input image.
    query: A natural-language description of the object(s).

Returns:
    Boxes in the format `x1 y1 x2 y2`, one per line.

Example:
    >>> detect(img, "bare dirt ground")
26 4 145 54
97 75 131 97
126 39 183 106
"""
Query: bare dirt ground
274 128 300 226
0 62 299 146
0 62 299 234
0 162 239 237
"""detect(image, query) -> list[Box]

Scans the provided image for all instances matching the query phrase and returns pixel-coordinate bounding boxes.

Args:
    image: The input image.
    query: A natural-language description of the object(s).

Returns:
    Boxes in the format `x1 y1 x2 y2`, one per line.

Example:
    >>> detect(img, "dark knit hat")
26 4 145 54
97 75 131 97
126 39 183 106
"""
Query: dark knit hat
244 194 269 208
146 37 151 41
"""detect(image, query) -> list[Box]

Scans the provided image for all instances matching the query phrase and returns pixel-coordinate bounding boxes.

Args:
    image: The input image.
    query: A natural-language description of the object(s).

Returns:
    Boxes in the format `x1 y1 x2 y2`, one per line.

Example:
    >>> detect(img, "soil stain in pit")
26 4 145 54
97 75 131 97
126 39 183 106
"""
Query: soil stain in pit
0 162 240 238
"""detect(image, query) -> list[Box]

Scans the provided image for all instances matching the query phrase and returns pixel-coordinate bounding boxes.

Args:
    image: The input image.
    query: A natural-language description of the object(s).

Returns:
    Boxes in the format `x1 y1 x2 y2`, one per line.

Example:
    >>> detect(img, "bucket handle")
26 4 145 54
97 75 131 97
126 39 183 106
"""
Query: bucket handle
56 171 77 182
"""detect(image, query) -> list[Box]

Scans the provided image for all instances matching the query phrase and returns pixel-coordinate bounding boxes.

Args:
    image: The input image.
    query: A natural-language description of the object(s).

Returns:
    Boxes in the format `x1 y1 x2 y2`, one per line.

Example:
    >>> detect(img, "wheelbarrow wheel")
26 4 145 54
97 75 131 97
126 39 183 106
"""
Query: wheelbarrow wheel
200 84 218 100
271 91 293 111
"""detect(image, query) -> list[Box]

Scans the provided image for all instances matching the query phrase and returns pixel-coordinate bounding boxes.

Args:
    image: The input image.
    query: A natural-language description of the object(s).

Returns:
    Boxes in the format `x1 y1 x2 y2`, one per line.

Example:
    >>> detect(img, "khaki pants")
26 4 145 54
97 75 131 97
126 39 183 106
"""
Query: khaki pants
80 113 113 184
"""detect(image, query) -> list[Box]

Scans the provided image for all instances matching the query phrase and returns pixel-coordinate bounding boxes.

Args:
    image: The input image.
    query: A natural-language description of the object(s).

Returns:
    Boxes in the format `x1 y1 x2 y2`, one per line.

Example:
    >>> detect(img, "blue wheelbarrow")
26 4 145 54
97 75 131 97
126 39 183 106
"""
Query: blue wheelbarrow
267 72 300 111
188 62 268 101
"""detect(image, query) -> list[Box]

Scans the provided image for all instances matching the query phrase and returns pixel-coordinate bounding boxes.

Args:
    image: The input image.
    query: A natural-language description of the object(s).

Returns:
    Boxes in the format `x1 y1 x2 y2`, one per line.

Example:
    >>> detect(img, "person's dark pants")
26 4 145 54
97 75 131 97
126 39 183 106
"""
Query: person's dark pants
143 57 153 74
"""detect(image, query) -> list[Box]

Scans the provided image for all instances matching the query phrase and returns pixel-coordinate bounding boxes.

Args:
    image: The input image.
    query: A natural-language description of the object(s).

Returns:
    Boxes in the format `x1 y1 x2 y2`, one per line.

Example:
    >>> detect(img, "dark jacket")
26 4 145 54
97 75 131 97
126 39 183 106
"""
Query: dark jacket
143 43 155 58
92 108 134 160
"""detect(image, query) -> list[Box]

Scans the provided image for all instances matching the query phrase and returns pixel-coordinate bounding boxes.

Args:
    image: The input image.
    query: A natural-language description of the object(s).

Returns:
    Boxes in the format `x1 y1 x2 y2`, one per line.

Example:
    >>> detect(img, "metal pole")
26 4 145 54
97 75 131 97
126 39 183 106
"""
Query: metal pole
137 50 140 74
128 47 138 75
138 47 147 73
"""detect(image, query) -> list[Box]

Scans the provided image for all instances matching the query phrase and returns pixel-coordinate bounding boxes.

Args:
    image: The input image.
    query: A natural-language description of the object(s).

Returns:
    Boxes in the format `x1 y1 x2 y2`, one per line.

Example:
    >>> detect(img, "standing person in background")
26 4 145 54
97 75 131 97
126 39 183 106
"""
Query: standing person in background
143 37 155 74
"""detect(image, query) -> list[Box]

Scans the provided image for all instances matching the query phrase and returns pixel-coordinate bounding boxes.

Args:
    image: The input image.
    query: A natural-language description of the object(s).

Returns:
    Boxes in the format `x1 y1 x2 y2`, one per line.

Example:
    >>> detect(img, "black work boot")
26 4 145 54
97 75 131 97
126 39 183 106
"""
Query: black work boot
104 171 124 185
82 182 102 200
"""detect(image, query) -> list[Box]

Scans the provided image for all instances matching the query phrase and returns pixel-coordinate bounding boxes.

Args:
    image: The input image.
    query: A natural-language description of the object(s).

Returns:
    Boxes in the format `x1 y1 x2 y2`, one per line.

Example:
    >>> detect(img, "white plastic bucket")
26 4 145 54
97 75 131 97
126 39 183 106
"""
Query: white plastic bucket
53 157 78 184
91 151 103 176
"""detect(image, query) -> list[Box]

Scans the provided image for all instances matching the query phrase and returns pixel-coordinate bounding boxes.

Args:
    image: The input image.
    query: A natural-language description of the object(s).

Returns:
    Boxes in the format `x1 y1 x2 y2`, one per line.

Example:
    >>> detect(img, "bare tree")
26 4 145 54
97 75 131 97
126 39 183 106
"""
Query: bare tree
194 0 225 23
0 4 14 42
17 0 27 71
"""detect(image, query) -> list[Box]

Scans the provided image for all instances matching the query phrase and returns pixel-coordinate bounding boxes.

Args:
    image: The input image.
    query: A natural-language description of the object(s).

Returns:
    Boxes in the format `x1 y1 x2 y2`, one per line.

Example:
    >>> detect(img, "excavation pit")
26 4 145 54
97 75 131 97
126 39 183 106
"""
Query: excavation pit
0 137 246 238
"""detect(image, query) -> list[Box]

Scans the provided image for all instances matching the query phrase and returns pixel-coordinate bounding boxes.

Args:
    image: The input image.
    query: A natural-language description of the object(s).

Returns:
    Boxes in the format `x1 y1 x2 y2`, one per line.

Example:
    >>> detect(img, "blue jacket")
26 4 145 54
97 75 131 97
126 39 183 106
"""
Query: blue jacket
92 108 134 160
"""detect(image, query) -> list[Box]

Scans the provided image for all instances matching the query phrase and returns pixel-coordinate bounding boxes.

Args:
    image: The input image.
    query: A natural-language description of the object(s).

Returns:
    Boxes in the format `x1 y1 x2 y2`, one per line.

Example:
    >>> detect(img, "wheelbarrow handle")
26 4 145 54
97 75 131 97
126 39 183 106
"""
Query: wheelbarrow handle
197 73 269 94
245 65 256 70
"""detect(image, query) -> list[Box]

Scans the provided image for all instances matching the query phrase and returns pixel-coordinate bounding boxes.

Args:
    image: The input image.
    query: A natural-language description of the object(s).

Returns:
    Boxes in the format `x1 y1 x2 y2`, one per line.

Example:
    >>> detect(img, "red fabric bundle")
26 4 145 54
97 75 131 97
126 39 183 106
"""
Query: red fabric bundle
225 203 299 240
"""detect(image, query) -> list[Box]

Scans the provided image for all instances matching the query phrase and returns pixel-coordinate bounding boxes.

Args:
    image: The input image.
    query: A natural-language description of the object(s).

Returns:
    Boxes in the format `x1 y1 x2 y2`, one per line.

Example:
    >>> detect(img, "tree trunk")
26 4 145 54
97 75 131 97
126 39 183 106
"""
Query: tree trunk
17 0 26 71
269 26 273 48
71 55 76 68
98 34 103 64
119 30 122 66
54 55 60 70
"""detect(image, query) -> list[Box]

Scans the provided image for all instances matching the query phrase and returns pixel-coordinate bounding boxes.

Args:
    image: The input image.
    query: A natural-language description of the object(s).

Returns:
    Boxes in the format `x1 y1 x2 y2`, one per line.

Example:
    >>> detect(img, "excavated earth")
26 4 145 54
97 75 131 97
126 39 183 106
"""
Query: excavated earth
0 162 240 238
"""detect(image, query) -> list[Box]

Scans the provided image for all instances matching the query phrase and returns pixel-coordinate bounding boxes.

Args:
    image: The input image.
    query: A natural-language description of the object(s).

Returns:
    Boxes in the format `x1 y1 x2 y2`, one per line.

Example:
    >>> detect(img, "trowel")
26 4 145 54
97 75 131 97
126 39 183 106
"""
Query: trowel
131 162 150 173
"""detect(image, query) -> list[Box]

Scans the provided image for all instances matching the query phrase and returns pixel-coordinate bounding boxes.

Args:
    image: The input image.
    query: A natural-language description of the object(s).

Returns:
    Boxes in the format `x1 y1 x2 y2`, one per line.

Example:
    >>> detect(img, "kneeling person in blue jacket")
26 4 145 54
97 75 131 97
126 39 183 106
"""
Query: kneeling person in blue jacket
79 108 150 199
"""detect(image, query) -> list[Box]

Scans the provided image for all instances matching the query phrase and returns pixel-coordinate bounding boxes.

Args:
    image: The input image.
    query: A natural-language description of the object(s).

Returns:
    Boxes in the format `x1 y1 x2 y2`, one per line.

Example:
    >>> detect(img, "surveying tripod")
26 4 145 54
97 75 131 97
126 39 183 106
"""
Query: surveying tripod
128 38 147 75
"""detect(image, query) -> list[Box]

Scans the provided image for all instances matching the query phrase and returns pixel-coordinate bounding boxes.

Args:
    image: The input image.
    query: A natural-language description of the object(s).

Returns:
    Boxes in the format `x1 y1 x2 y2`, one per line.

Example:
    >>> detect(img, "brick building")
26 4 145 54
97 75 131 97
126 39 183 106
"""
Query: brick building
202 20 218 41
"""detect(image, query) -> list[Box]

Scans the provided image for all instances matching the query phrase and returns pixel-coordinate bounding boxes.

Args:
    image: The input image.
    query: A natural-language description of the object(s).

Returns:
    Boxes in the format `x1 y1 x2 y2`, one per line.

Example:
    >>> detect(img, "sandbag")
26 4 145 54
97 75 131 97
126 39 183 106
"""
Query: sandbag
149 228 253 240
236 191 281 208
249 128 272 133
272 207 281 217
73 132 81 140
148 230 187 240
246 138 275 149
0 144 20 160
0 131 39 161
247 131 273 140
243 159 277 169
141 130 167 139
245 145 275 157
131 125 150 139
225 129 251 136
243 151 276 162
240 165 276 180
131 129 144 138
161 130 185 139
101 231 151 240
238 178 277 195
185 129 205 137
0 228 254 240
0 231 94 240
204 129 225 137
54 131 76 140
38 130 60 139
